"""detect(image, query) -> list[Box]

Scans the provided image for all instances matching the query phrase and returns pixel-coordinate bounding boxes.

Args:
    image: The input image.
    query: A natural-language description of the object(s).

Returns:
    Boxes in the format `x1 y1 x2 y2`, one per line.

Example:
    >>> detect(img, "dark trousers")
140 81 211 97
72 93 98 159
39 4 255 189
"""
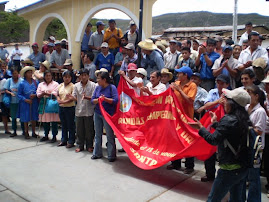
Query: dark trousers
263 134 269 185
43 122 58 137
205 153 216 178
13 60 21 71
171 157 194 169
59 106 75 144
76 116 95 150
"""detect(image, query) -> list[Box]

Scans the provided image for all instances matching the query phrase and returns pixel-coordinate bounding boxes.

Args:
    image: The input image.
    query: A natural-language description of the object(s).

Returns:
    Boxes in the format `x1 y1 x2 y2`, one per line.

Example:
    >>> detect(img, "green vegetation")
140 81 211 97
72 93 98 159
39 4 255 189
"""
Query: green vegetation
0 11 29 43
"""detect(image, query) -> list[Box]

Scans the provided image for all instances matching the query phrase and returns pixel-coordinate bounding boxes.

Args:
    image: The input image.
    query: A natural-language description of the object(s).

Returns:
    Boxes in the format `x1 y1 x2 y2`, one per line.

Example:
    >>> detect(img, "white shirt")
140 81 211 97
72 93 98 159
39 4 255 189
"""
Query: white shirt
127 76 143 96
127 30 137 46
212 55 239 89
238 31 258 46
164 51 178 69
246 103 267 148
11 49 22 60
146 82 166 95
238 46 268 70
45 51 52 62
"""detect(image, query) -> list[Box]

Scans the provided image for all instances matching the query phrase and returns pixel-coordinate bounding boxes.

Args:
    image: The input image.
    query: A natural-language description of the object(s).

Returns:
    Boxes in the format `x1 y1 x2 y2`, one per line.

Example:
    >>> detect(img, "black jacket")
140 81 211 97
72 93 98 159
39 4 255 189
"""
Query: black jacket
199 114 246 166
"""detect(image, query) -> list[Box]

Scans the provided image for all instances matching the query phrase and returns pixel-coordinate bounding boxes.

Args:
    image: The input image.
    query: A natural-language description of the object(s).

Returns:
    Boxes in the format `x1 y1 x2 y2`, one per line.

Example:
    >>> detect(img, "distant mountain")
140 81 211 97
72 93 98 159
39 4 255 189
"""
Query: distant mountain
101 11 269 35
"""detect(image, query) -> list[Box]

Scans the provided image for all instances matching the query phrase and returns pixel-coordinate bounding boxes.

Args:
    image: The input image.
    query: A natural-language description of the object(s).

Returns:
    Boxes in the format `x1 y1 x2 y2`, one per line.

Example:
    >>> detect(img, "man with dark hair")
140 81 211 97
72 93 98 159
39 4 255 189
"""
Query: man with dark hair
50 41 70 71
195 38 220 91
177 39 198 62
242 39 249 50
192 39 200 51
89 21 105 63
28 43 45 69
212 45 239 89
42 36 55 54
11 44 23 70
238 32 268 72
103 19 123 56
225 39 234 46
124 21 139 48
214 36 223 55
177 47 196 71
140 71 166 95
164 40 179 70
120 43 137 72
239 22 256 45
83 52 96 82
81 23 92 53
176 42 182 52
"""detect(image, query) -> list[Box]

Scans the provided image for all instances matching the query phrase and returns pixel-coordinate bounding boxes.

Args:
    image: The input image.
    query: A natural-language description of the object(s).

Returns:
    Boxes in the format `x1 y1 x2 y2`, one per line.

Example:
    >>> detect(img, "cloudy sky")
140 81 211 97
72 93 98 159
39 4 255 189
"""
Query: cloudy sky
2 0 269 19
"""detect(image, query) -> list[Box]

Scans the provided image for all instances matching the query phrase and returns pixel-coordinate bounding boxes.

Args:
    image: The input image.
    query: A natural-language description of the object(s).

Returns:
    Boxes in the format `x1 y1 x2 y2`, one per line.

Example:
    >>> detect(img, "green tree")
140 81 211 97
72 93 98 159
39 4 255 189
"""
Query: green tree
44 19 67 40
0 11 29 43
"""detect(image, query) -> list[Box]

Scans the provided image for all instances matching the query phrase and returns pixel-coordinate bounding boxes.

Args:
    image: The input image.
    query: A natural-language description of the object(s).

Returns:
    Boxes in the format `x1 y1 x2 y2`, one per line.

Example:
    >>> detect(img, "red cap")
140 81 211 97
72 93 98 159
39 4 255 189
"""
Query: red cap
32 42 38 47
127 63 137 71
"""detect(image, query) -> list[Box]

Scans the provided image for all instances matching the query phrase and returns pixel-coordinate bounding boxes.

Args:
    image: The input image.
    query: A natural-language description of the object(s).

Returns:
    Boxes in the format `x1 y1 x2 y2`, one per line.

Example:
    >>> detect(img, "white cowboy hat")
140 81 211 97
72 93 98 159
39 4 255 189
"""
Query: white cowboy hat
21 58 34 65
95 68 108 77
20 66 35 77
39 60 50 70
138 39 157 51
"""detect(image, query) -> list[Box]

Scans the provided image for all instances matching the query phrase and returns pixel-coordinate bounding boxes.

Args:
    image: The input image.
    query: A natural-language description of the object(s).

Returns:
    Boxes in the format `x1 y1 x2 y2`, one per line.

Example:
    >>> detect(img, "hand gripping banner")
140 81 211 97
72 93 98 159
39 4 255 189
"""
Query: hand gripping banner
99 79 224 170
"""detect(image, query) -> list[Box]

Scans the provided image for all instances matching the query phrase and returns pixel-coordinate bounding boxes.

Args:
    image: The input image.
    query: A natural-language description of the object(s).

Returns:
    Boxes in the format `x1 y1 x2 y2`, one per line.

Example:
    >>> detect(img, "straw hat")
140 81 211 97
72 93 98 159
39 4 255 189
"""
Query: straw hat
161 68 173 81
20 66 35 77
95 68 108 77
138 39 157 51
39 60 50 70
156 41 166 53
161 40 169 47
21 58 34 65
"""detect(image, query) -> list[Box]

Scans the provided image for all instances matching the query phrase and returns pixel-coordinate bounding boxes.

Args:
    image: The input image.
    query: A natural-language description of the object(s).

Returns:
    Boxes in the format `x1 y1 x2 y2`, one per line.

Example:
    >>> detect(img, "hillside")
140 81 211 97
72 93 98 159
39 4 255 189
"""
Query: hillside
99 11 269 35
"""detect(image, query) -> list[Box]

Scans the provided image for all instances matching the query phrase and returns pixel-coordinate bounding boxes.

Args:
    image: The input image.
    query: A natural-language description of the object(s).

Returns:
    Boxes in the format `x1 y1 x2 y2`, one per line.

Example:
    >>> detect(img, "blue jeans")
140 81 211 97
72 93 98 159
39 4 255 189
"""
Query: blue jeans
207 168 248 202
93 112 116 160
59 106 75 144
243 168 261 202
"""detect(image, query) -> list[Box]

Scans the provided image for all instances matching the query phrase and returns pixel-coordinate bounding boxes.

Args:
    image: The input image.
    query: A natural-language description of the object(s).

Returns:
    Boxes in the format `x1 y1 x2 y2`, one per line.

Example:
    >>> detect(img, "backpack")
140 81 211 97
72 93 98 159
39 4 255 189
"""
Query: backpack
224 126 262 168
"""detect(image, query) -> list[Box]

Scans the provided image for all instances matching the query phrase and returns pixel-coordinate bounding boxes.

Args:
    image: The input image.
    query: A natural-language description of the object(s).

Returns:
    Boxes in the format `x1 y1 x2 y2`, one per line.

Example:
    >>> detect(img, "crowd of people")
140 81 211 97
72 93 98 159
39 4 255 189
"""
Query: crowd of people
0 19 269 201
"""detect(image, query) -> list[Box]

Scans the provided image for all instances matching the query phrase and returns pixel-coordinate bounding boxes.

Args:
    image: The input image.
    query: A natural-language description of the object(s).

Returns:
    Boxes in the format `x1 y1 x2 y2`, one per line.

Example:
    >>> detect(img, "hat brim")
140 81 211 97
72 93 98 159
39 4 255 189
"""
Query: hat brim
22 60 34 65
161 72 173 81
20 66 35 77
138 41 157 51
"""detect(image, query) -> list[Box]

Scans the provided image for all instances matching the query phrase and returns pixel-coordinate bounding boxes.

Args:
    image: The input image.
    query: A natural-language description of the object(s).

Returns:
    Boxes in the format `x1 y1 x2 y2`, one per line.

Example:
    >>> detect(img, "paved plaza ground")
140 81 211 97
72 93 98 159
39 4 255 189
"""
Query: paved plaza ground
0 123 268 202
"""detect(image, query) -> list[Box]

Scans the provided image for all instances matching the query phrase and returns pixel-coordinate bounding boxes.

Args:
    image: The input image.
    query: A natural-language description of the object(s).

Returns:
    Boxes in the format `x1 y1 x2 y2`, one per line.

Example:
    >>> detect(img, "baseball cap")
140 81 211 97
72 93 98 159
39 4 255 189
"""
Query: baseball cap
222 88 251 107
175 66 193 78
127 63 138 71
96 21 105 26
48 36 55 41
32 42 38 47
191 72 201 78
216 74 230 84
222 45 233 52
129 20 136 26
108 19 115 23
101 42 108 48
124 43 135 51
169 40 177 44
215 36 223 42
137 68 147 77
48 42 55 47
55 40 61 45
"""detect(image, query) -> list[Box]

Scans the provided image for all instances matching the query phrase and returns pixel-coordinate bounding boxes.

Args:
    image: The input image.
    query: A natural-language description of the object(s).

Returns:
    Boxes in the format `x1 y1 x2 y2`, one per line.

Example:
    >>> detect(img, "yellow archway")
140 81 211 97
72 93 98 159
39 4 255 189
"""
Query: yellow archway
18 0 157 69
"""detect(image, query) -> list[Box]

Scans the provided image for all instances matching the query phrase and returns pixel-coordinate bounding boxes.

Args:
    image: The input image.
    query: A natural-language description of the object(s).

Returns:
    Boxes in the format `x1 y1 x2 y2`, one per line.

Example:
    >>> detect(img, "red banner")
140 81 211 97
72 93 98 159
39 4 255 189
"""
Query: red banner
99 79 224 170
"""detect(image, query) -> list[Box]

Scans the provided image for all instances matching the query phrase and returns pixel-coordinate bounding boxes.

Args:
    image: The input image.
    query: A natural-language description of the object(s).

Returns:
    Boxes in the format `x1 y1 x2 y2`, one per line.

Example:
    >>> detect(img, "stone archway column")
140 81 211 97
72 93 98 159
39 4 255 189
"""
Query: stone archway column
70 40 81 70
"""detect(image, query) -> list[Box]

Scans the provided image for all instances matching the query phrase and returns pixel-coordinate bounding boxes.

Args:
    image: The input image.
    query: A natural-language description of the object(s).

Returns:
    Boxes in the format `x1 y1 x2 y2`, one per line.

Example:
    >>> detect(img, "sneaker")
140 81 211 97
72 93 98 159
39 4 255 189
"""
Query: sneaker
201 176 215 182
40 137 49 142
183 168 194 174
10 132 17 137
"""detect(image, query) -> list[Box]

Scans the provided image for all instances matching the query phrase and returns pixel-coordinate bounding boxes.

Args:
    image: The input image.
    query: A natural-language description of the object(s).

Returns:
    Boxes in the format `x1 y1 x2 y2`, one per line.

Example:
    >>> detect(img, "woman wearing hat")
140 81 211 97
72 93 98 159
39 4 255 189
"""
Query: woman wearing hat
189 88 251 201
37 70 60 143
33 60 50 82
17 66 39 139
4 67 23 137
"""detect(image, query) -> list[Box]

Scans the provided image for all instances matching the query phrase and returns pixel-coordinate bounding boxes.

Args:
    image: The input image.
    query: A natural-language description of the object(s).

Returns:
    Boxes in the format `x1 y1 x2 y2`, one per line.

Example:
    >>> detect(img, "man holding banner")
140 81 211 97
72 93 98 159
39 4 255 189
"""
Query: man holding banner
167 66 197 174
